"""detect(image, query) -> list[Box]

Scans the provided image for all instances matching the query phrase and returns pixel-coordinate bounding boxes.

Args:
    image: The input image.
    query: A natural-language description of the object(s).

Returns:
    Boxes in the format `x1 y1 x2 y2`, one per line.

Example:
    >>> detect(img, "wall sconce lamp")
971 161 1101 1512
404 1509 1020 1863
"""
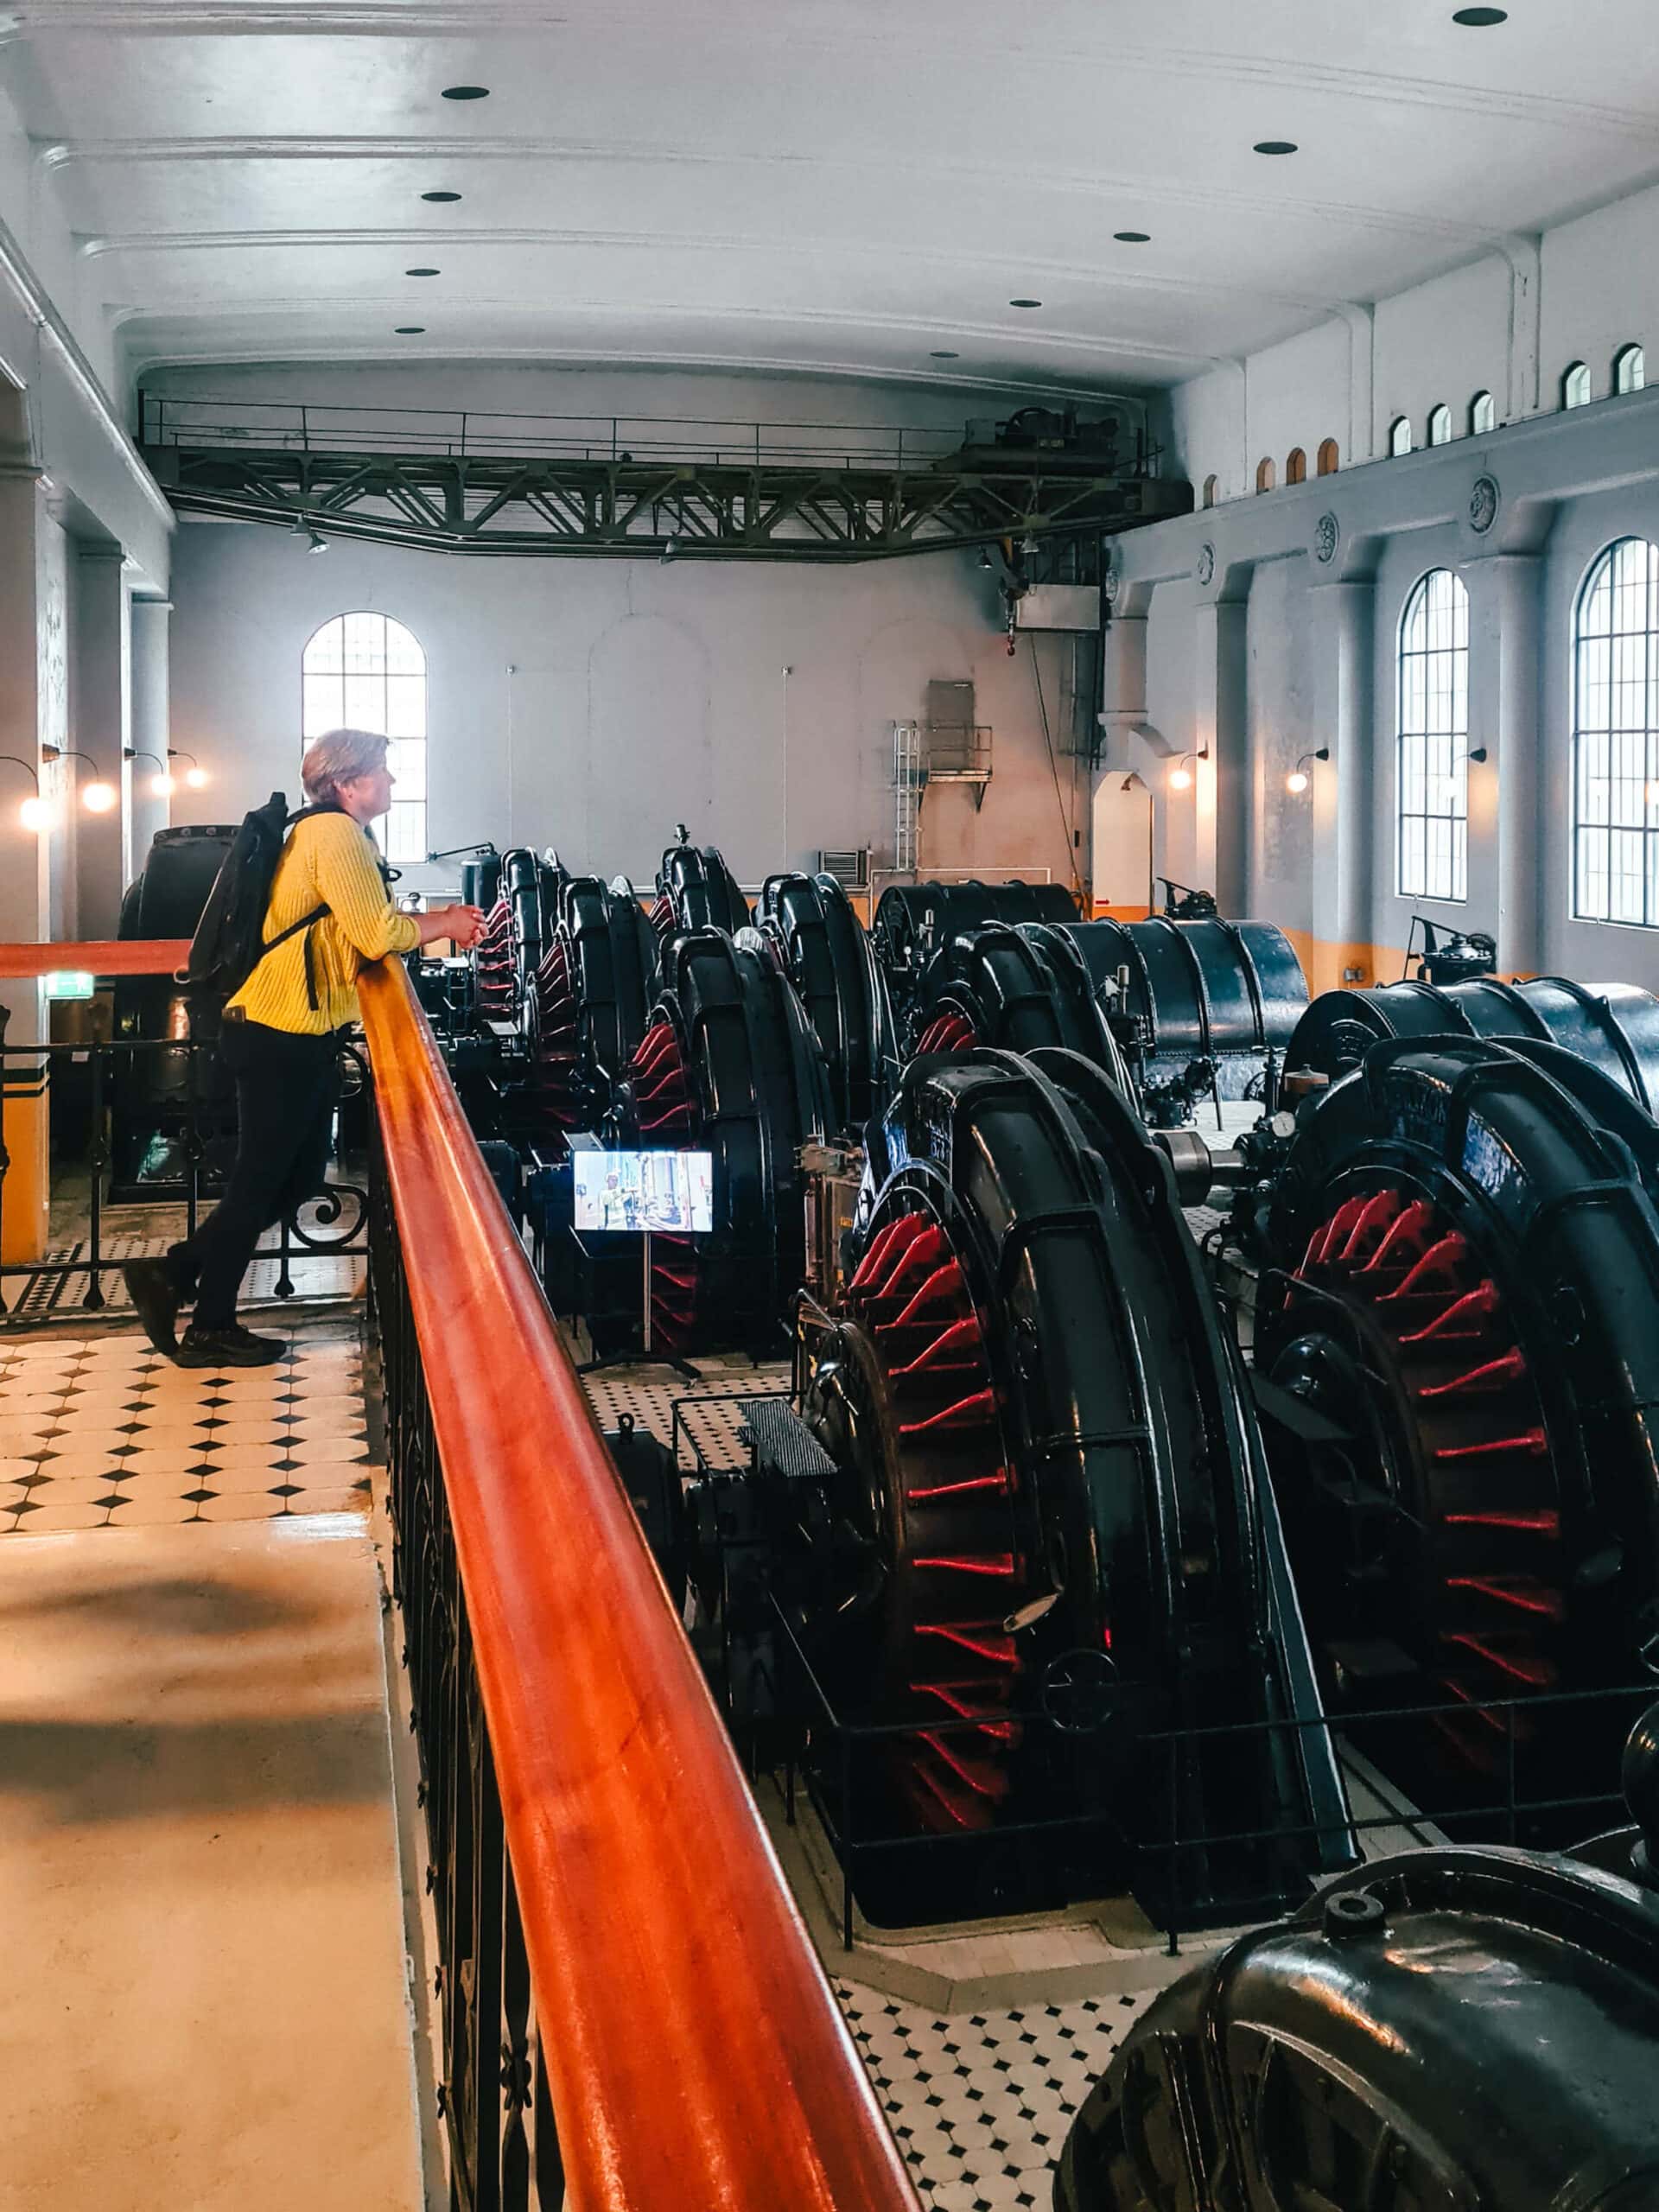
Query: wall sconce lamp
168 749 210 791
125 747 175 798
0 753 51 831
1469 747 1489 764
1167 746 1210 791
1285 746 1330 796
41 744 118 812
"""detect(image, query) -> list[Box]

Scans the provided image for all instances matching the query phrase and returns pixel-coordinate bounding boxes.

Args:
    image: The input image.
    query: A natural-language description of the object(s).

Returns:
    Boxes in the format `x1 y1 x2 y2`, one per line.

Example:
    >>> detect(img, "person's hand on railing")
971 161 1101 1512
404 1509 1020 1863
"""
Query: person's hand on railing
415 904 486 951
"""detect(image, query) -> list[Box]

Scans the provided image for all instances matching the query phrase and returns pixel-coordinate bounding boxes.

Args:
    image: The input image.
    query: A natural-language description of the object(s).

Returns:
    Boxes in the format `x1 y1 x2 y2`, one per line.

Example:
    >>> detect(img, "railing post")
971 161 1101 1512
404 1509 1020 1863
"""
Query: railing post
85 1037 105 1309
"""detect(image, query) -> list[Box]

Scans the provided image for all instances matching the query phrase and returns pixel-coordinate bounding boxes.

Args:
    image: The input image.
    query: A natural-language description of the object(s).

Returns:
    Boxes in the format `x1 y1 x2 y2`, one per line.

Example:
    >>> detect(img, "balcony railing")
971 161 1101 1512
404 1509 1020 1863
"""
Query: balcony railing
0 938 915 2211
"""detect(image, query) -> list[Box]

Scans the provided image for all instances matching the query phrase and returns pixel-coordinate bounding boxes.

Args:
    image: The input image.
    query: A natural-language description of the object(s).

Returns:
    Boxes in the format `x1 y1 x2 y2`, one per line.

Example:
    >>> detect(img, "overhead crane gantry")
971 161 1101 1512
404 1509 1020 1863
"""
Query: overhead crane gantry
137 397 1192 562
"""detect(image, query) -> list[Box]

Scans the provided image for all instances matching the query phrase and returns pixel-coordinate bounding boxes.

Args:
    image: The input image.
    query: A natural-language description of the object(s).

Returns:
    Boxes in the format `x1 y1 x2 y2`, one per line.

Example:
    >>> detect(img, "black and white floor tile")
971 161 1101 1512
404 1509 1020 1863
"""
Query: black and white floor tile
0 1317 372 1532
832 1980 1154 2210
579 1354 795 1471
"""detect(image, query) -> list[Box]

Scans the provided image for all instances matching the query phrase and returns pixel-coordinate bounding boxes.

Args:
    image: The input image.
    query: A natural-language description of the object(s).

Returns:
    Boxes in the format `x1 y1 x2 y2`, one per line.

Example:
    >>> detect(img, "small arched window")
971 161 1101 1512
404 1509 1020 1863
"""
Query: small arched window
1470 390 1497 435
1615 343 1646 395
1255 456 1276 494
1427 404 1452 446
1285 447 1306 486
1397 568 1470 904
1389 416 1414 457
1317 437 1339 476
1202 474 1218 509
1563 361 1592 410
1573 537 1659 925
301 611 429 864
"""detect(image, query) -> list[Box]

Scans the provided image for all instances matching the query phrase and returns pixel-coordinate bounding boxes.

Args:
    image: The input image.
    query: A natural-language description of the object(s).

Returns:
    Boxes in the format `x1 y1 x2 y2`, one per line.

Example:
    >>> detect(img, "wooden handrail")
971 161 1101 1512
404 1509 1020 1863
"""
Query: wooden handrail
357 959 918 2212
0 938 190 979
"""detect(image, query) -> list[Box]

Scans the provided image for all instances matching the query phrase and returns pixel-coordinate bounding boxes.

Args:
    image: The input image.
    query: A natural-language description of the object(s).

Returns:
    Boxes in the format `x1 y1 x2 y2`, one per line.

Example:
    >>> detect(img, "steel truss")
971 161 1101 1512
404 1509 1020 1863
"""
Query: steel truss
145 442 1192 561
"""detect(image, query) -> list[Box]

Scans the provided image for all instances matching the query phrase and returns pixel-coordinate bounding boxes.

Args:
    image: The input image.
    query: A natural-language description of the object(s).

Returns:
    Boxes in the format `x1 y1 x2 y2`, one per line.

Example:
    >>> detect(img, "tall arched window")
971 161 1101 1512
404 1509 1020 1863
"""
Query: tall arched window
1397 569 1470 903
1202 474 1218 508
302 612 428 864
1615 343 1646 395
1389 416 1414 457
1470 390 1496 435
1317 437 1339 476
1285 447 1306 486
1573 537 1659 925
1255 456 1276 493
1563 361 1592 409
1427 404 1452 445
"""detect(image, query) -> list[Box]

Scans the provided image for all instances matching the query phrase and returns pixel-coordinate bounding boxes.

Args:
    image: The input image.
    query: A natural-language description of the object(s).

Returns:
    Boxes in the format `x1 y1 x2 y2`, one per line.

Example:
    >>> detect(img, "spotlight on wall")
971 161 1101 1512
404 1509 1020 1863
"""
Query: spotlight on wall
660 535 682 564
307 530 327 554
168 750 209 791
125 746 174 796
1167 745 1209 791
41 744 118 811
1285 745 1330 796
1469 746 1489 764
978 547 994 570
1 753 46 831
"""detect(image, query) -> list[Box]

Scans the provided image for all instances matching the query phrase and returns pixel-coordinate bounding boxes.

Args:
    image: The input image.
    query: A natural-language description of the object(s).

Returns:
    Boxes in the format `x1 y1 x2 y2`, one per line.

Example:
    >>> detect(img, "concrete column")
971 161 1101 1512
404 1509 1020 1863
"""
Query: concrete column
1194 598 1249 912
1482 553 1543 974
73 542 129 939
1307 575 1376 994
128 594 173 882
0 454 51 1262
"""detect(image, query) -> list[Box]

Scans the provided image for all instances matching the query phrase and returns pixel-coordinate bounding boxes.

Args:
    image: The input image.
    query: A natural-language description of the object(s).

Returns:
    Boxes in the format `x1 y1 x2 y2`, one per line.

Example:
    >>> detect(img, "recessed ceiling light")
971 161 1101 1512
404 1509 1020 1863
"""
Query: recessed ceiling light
930 349 960 359
1452 5 1507 20
1114 231 1152 243
422 190 462 203
1009 297 1042 309
441 85 490 99
406 266 441 276
395 326 425 334
1254 140 1299 156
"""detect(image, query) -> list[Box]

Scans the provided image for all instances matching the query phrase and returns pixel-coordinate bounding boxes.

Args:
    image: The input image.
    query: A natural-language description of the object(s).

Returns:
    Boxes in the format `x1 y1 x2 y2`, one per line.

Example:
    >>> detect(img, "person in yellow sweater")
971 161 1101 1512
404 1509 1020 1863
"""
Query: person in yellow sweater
124 728 484 1367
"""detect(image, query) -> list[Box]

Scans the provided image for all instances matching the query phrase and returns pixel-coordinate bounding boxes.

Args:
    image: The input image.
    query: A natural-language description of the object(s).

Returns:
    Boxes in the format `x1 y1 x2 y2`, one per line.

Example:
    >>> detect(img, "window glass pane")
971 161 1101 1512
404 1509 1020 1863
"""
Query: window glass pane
385 737 426 800
1573 541 1659 924
384 802 426 865
302 615 346 676
384 677 426 739
342 671 385 730
302 613 428 867
1396 569 1470 904
302 674 343 738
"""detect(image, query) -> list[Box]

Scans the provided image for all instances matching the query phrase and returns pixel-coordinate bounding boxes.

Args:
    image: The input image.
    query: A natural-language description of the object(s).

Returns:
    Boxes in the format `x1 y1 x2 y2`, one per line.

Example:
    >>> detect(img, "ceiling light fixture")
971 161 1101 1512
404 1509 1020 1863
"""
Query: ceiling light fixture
406 266 441 276
441 85 490 99
978 548 994 570
1009 297 1042 309
1114 231 1152 244
307 530 328 554
1452 5 1507 21
422 190 462 202
930 349 959 359
1254 140 1299 156
395 326 426 334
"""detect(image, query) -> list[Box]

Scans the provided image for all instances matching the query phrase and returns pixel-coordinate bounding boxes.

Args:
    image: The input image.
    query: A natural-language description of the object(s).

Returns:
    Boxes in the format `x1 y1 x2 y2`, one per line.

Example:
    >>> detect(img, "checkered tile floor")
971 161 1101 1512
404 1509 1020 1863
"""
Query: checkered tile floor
0 1318 372 1532
835 1981 1154 2210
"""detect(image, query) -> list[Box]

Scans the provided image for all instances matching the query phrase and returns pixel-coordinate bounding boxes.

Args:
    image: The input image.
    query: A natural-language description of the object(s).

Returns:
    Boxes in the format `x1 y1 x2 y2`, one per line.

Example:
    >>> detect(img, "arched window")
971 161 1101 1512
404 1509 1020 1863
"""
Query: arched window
1202 474 1218 508
301 612 428 865
1615 343 1646 395
1573 537 1659 925
1427 404 1452 446
1285 447 1306 486
1470 390 1496 435
1397 568 1470 904
1563 360 1592 409
1317 437 1339 476
1389 416 1414 457
1255 456 1276 493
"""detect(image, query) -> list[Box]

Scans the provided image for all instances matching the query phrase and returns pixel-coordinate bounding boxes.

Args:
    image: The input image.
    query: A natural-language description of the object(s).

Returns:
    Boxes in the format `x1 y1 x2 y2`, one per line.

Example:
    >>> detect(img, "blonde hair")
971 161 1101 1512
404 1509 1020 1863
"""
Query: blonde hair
302 727 389 804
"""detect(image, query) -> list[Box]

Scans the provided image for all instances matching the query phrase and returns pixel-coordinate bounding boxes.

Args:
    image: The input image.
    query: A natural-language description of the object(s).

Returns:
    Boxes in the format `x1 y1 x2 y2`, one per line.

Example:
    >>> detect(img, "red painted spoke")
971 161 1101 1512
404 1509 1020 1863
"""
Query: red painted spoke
913 1624 1017 1665
1442 1507 1560 1535
1416 1346 1529 1401
887 1315 984 1378
905 1470 1014 1504
1444 1575 1564 1621
1312 1193 1369 1268
1354 1197 1436 1278
1337 1186 1403 1264
1396 1280 1501 1344
1441 1632 1554 1686
899 1386 996 1438
848 1211 927 1296
1432 1426 1548 1463
912 1553 1018 1578
915 1732 1007 1797
1378 1230 1470 1304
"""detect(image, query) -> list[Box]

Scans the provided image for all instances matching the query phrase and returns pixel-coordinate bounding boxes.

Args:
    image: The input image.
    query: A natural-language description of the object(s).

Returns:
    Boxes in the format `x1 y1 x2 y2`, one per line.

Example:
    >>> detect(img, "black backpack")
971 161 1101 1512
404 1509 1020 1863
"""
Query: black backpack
178 791 335 1012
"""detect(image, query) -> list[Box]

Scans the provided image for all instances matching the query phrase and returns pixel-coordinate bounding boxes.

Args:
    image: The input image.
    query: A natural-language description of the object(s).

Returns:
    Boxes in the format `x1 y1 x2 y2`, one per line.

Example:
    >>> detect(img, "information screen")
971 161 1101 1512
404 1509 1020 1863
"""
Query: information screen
572 1149 714 1235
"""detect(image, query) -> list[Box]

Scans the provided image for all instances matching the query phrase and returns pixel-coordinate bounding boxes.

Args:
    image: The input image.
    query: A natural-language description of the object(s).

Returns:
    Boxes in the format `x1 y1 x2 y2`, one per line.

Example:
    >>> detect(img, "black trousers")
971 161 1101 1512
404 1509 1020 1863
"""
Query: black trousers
168 1017 342 1328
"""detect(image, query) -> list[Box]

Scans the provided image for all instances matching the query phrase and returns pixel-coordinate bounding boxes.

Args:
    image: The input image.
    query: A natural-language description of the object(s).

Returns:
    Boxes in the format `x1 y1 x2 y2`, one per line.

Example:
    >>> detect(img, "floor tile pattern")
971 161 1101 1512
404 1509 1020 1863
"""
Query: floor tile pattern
833 1980 1156 2211
3 1228 364 1325
0 1319 372 1532
579 1353 794 1471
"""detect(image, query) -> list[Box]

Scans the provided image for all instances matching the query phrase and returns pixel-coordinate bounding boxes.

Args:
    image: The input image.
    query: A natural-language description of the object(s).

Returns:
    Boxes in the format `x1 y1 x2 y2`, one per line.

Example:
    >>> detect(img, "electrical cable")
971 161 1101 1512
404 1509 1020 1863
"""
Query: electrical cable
1028 633 1082 897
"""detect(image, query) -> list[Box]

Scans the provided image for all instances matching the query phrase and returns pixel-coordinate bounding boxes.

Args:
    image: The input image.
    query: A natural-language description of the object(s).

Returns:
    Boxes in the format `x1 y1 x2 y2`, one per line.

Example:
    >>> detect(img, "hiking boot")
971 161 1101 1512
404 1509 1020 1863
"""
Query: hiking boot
175 1325 287 1369
124 1257 182 1356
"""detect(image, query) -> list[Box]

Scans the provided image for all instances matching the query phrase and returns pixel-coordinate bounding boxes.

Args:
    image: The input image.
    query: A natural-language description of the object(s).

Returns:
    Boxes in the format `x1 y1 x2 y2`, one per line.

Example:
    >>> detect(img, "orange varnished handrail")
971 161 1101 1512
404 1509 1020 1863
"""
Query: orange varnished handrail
0 938 191 979
357 960 918 2212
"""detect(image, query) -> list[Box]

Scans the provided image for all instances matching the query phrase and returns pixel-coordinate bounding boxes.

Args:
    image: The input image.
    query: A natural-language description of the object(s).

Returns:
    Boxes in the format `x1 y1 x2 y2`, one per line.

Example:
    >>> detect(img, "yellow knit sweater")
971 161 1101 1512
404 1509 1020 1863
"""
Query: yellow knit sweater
226 811 422 1035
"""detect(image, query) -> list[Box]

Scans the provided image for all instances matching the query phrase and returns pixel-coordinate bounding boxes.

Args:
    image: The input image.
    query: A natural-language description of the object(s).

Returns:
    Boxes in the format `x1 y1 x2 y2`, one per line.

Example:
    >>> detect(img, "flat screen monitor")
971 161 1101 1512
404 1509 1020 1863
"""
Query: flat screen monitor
572 1148 714 1235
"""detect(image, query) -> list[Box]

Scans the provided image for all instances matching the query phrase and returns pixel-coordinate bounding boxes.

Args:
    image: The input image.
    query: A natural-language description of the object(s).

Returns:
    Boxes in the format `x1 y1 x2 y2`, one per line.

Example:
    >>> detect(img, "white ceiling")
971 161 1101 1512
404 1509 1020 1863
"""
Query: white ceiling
5 0 1659 397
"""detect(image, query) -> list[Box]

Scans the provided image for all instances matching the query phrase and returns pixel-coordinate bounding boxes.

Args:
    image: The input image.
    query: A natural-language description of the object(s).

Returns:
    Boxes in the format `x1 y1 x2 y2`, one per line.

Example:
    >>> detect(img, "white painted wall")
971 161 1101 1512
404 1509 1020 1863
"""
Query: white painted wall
165 518 1087 901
